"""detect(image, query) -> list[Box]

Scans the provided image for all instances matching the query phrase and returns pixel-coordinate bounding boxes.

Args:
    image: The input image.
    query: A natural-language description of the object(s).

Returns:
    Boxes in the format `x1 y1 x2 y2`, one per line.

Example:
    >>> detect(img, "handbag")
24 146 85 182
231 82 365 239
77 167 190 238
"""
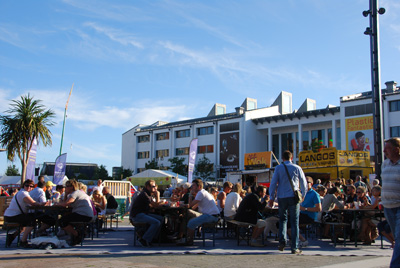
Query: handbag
282 163 302 203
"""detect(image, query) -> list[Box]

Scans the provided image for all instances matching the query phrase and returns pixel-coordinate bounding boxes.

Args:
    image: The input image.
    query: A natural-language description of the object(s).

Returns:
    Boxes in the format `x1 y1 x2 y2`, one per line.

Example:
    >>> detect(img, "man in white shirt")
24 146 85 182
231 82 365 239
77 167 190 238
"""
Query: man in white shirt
30 181 46 203
177 178 220 246
92 179 104 195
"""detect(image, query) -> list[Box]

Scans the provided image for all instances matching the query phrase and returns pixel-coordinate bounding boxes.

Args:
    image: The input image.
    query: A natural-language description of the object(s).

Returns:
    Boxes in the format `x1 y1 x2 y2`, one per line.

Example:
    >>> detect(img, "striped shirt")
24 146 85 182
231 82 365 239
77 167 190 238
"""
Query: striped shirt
381 158 400 209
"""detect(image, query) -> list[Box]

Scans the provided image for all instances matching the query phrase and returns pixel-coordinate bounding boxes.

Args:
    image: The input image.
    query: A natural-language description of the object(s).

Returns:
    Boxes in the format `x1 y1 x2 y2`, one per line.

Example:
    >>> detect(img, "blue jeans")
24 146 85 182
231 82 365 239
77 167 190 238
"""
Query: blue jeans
278 197 300 251
384 207 400 268
187 213 219 230
134 213 163 243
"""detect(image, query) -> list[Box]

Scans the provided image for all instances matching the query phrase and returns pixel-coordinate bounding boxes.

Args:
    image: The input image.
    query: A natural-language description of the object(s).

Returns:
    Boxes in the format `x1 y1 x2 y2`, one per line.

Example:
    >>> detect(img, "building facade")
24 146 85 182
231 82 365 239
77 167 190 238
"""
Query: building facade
121 81 400 180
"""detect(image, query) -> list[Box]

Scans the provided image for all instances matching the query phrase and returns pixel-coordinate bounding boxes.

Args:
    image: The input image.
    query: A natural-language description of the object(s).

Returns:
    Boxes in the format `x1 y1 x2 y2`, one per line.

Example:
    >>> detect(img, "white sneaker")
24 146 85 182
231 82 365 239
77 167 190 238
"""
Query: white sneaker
299 240 308 248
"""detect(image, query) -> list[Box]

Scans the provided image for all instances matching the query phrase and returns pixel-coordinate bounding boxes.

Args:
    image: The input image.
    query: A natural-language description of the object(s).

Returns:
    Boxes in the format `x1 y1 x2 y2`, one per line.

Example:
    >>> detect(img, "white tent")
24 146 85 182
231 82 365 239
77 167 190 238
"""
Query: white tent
126 169 186 188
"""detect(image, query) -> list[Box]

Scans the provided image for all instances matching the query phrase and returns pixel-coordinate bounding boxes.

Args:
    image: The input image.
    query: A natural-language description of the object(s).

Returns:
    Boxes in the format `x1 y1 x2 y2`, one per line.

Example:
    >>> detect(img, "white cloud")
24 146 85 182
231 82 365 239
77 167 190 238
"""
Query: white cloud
84 22 144 49
62 0 152 22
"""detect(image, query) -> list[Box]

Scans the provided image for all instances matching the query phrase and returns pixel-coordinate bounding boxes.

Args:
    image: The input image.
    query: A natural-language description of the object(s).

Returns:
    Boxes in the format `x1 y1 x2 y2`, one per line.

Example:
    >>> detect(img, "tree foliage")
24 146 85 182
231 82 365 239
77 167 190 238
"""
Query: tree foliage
194 154 214 181
145 158 159 170
0 94 55 184
168 157 187 176
5 164 20 176
122 168 133 179
93 164 111 180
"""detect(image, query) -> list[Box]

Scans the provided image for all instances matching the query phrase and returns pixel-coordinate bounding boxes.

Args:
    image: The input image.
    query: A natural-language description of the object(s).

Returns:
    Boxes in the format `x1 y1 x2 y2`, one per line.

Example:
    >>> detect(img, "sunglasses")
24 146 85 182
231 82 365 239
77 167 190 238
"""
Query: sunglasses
25 185 34 188
356 191 363 194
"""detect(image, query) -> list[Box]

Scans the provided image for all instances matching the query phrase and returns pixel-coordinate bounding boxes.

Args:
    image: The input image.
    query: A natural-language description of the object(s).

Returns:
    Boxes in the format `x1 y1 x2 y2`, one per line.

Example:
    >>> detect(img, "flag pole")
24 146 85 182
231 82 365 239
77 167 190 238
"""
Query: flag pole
59 83 74 156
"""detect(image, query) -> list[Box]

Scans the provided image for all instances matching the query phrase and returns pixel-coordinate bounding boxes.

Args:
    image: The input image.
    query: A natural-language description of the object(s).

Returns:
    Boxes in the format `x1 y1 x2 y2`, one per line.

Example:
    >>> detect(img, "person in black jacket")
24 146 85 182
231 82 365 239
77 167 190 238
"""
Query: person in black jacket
234 185 267 247
102 187 118 214
130 180 162 247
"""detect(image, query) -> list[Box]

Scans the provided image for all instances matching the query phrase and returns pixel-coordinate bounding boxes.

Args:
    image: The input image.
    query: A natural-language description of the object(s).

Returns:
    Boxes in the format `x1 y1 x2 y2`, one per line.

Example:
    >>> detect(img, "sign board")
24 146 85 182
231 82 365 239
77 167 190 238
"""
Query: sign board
299 147 370 168
244 151 272 168
345 116 374 156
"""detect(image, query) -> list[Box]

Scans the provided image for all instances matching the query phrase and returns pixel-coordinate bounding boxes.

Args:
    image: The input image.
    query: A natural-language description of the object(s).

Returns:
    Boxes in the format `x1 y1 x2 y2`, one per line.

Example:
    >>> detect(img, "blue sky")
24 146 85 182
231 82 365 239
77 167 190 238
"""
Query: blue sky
1 0 400 176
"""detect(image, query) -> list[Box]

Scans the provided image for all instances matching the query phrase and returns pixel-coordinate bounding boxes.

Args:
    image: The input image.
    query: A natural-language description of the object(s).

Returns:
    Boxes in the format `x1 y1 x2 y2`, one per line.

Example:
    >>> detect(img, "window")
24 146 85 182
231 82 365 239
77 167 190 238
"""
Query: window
281 133 293 153
311 129 326 152
345 103 373 117
198 145 214 154
138 135 150 143
336 127 341 149
272 134 279 160
296 131 309 152
220 122 239 132
156 132 169 141
197 126 214 136
328 128 333 147
176 129 190 138
137 151 149 159
155 149 169 158
390 100 400 112
391 126 400 137
176 147 189 156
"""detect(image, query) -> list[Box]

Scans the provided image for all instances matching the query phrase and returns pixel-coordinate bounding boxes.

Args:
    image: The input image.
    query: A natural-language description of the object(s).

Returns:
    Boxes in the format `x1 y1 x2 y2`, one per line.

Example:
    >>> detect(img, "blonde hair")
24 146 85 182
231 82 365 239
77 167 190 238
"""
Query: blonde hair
66 179 79 191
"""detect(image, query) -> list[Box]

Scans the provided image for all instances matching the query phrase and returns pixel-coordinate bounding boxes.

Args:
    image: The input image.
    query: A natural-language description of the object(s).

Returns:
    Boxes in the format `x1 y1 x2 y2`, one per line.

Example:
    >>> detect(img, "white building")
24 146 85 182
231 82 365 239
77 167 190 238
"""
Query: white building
121 81 400 179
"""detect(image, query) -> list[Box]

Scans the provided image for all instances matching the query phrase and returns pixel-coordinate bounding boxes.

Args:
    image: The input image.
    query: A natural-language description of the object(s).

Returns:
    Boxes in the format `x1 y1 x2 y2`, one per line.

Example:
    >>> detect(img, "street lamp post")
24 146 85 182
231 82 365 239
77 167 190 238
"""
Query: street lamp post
363 0 385 178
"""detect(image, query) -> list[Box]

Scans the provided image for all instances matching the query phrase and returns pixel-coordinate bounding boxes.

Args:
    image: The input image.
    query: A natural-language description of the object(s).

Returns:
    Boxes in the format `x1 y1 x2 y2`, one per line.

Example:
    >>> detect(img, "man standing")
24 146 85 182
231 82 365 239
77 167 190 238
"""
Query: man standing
93 179 104 194
130 180 163 247
381 138 400 267
268 150 307 254
178 178 220 246
354 175 367 189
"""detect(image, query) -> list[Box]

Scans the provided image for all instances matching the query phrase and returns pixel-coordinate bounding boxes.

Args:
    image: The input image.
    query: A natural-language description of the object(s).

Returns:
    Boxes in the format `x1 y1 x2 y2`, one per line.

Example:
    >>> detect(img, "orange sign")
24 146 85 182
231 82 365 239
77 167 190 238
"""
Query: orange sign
244 151 272 168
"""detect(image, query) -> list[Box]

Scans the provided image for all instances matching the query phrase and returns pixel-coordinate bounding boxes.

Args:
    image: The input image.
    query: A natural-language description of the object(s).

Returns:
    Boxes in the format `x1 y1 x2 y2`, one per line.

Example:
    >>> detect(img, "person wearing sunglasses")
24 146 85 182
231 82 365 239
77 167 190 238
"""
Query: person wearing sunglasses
4 179 50 247
356 186 371 208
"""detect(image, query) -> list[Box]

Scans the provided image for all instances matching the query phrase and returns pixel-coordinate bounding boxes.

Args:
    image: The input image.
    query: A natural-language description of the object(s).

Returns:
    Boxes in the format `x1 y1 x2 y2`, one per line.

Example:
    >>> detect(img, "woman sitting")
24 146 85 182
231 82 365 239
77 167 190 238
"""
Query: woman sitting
4 179 49 247
91 189 107 216
58 179 94 245
224 183 243 220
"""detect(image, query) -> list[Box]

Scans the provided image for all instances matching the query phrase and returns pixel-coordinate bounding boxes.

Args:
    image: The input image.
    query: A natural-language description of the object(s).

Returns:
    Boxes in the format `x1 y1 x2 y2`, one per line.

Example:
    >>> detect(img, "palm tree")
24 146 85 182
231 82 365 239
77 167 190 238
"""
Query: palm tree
0 94 55 184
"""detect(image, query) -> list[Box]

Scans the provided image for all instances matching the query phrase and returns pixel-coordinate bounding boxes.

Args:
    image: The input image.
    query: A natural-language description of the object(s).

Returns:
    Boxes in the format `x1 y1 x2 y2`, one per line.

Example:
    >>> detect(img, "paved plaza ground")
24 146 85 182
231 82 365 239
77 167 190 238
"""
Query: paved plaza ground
0 219 393 268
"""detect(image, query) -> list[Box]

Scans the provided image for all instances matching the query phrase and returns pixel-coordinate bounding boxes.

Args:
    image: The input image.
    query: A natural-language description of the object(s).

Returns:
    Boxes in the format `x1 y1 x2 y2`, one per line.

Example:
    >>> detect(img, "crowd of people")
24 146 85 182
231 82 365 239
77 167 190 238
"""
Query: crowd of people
2 138 400 267
3 177 120 247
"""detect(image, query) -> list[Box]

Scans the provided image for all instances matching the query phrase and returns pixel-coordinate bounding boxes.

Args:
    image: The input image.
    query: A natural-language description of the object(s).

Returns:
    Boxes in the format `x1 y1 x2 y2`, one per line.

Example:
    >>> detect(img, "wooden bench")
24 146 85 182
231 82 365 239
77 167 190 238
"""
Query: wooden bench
227 220 260 246
324 222 350 247
102 213 120 230
3 222 22 248
70 221 95 246
199 221 219 247
129 219 148 246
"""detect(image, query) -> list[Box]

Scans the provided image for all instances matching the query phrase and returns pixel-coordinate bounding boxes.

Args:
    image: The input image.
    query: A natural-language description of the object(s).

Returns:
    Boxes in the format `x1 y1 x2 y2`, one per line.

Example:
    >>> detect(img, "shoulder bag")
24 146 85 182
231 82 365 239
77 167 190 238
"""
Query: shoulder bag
282 163 302 203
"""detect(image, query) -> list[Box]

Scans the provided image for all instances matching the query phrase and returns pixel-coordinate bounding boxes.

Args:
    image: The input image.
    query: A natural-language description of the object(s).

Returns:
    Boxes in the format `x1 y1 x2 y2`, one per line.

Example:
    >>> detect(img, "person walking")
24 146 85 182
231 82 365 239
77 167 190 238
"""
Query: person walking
268 150 307 254
381 138 400 268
